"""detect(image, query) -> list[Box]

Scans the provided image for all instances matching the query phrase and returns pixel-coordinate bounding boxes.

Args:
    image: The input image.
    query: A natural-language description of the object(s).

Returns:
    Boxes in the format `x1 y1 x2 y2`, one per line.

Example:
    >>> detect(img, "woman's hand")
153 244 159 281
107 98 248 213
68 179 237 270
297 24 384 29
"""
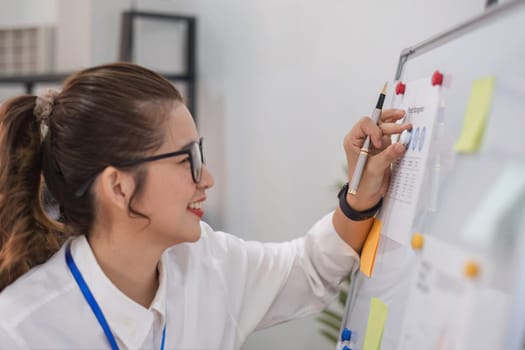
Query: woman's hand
344 109 411 211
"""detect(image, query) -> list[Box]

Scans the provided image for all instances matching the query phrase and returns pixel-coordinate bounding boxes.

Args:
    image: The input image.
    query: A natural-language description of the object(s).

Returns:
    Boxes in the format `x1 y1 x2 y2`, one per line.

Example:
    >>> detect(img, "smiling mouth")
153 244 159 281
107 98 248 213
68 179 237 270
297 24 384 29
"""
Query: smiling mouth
188 201 204 218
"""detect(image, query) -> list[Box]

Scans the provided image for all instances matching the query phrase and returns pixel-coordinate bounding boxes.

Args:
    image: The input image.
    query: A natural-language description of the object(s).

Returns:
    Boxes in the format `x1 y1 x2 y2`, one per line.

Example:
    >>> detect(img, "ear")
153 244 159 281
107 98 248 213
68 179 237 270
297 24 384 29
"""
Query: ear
97 166 136 211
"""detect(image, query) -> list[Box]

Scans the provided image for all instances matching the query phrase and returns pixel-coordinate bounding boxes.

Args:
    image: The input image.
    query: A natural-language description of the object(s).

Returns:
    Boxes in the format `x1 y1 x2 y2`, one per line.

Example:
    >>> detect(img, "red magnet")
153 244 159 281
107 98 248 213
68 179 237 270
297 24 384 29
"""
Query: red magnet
431 70 444 86
395 81 406 95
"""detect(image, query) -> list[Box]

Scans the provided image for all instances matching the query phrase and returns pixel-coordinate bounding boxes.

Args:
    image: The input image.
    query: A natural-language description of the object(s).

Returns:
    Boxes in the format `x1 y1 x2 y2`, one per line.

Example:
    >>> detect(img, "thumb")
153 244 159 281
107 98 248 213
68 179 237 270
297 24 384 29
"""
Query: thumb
368 142 406 172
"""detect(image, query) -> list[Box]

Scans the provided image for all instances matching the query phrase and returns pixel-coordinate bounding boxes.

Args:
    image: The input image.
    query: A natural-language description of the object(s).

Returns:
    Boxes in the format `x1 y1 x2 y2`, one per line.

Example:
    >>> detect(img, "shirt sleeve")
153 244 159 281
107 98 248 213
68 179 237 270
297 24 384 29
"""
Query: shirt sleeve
0 323 26 350
203 211 359 338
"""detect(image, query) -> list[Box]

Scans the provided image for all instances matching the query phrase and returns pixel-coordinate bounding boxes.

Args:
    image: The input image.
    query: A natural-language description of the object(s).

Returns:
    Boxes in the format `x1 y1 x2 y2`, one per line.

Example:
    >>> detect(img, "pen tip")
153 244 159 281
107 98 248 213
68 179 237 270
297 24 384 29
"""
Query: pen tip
381 82 388 94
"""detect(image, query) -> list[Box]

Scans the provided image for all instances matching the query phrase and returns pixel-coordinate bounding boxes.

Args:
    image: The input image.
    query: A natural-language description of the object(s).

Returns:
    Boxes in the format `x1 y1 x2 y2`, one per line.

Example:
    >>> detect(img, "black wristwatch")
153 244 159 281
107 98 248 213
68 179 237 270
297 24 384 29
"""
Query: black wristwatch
337 182 383 221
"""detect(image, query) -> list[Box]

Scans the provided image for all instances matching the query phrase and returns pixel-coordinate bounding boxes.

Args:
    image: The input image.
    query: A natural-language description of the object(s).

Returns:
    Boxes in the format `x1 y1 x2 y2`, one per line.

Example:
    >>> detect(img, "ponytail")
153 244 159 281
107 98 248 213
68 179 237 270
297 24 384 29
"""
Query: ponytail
0 96 64 291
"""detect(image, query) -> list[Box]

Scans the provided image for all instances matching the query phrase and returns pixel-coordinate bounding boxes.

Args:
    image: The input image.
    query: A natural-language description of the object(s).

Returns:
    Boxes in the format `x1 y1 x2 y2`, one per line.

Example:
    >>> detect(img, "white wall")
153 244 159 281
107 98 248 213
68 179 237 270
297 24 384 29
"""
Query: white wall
0 0 487 349
55 0 92 70
0 0 57 28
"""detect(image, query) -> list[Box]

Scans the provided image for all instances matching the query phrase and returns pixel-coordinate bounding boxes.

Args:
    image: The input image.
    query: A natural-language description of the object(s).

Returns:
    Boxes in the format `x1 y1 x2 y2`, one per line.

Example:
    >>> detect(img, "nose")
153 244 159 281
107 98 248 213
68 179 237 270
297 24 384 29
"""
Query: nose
198 165 214 189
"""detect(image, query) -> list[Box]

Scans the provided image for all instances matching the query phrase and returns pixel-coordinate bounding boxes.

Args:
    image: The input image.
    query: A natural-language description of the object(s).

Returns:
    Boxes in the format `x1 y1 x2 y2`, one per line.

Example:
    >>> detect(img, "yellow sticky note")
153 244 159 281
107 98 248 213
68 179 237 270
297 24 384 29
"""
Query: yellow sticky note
360 218 382 277
363 297 388 350
454 76 495 153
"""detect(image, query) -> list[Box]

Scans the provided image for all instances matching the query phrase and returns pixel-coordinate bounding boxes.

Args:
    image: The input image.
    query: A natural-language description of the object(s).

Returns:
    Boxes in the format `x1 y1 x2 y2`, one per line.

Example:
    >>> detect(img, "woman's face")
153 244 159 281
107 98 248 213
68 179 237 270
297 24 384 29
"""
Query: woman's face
136 102 214 245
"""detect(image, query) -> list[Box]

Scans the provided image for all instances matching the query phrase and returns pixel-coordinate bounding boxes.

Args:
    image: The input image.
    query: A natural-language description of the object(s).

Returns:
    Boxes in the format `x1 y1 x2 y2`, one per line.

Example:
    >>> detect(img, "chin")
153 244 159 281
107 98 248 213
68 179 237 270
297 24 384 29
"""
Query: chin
186 234 201 243
172 225 202 244
187 226 203 242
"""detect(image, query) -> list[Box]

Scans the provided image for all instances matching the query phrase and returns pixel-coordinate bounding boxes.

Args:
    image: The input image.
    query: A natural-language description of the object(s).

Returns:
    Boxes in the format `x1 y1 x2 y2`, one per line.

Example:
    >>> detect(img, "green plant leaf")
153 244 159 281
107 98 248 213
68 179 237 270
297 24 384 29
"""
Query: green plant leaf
321 309 343 322
319 328 338 344
338 288 348 307
317 314 341 331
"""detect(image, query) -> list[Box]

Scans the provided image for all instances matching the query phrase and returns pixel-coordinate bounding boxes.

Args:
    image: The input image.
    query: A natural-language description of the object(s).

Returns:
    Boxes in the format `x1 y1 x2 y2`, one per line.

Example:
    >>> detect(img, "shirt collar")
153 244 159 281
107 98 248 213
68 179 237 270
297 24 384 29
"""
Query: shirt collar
69 236 167 349
150 251 168 324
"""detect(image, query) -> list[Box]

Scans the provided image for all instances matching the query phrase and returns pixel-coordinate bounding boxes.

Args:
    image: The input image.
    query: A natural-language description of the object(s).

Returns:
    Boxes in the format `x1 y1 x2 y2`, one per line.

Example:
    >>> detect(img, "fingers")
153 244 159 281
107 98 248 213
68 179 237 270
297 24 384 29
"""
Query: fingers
380 109 405 123
379 121 412 136
369 135 392 155
369 142 406 173
348 116 411 151
353 116 383 149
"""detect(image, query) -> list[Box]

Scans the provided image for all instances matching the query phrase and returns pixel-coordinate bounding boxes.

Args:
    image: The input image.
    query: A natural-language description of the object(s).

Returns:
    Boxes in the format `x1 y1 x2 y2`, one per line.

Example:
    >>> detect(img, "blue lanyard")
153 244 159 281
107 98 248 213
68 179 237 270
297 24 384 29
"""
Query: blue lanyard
66 242 166 350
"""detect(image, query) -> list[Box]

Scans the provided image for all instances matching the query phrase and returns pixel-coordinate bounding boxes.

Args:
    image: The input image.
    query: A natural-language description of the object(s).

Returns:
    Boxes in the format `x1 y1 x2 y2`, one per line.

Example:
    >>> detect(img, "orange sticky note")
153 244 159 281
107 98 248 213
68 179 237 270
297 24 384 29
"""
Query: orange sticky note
360 218 382 277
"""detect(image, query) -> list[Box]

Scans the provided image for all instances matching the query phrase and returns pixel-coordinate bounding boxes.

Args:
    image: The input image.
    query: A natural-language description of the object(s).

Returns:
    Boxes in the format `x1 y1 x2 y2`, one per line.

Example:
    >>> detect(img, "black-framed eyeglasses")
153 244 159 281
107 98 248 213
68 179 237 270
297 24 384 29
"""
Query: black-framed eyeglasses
74 138 205 198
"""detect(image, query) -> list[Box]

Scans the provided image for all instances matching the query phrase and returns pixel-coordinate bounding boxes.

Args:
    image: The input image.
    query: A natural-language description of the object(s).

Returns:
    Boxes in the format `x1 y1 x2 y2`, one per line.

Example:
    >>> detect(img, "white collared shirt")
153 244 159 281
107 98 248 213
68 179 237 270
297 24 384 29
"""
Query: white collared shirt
0 212 358 349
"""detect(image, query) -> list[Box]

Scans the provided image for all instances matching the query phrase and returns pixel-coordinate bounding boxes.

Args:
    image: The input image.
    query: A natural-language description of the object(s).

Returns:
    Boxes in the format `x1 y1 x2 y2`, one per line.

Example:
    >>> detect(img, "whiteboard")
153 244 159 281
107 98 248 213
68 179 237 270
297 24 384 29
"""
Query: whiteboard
342 1 525 349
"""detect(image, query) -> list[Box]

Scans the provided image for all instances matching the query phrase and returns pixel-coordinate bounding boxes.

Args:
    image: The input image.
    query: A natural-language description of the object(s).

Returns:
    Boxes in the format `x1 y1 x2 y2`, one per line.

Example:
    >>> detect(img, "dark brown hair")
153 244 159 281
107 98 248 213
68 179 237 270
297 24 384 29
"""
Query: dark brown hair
0 62 182 290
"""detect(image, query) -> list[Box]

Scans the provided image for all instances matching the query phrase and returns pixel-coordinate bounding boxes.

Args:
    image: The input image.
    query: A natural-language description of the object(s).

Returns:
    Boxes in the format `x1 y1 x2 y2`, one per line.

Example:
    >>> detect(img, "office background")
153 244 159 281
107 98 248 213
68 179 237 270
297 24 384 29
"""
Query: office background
0 0 491 349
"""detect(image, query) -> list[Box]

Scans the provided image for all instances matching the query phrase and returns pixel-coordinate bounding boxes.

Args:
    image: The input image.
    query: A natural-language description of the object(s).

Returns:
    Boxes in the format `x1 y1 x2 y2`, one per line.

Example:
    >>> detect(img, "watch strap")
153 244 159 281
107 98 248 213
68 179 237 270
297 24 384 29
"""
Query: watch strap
337 182 383 221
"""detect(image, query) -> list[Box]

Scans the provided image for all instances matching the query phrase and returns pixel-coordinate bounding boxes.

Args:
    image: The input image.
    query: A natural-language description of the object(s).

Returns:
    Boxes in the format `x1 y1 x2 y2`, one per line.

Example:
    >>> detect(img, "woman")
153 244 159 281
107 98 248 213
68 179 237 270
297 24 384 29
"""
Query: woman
0 62 409 349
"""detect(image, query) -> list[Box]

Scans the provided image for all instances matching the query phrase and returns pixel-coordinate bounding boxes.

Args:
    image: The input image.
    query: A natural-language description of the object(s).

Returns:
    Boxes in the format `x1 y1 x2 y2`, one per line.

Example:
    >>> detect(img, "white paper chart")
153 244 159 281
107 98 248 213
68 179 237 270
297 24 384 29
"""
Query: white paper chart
378 77 441 245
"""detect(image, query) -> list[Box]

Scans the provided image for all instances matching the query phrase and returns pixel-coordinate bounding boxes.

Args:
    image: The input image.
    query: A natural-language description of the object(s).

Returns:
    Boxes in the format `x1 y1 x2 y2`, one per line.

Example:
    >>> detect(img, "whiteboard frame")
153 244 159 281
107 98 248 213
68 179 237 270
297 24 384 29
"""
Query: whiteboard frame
395 0 525 80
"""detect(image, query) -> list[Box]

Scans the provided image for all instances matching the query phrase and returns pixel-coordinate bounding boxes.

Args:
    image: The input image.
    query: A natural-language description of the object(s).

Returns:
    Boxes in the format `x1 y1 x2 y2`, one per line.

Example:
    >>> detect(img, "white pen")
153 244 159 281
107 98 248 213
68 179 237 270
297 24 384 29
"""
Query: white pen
348 83 387 195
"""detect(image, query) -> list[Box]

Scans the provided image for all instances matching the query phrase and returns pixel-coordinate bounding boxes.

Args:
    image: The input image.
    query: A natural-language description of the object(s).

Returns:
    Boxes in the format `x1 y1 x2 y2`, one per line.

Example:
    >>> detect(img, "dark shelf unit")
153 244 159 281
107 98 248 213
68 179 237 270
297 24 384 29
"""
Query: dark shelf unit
0 10 197 118
120 10 197 116
0 73 71 94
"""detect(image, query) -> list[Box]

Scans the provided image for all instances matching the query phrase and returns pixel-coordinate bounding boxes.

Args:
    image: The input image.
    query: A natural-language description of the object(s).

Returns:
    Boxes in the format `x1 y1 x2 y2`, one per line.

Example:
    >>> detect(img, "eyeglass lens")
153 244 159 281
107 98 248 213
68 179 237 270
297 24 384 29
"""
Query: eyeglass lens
191 141 204 183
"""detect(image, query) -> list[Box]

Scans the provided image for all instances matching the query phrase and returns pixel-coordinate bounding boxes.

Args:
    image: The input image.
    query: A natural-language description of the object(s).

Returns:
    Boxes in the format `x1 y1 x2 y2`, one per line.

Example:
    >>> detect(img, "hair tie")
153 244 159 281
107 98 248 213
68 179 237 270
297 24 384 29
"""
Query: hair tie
34 89 59 140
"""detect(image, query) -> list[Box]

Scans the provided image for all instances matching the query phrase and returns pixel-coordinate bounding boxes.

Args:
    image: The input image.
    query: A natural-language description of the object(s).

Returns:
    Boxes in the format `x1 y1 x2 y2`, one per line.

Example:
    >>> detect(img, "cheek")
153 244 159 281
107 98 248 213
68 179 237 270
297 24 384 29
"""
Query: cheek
141 168 194 211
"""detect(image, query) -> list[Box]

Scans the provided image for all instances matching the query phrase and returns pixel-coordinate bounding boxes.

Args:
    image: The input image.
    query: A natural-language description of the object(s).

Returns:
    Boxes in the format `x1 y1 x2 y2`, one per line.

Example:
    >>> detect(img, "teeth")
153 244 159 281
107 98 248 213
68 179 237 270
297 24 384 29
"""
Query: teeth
188 201 203 209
